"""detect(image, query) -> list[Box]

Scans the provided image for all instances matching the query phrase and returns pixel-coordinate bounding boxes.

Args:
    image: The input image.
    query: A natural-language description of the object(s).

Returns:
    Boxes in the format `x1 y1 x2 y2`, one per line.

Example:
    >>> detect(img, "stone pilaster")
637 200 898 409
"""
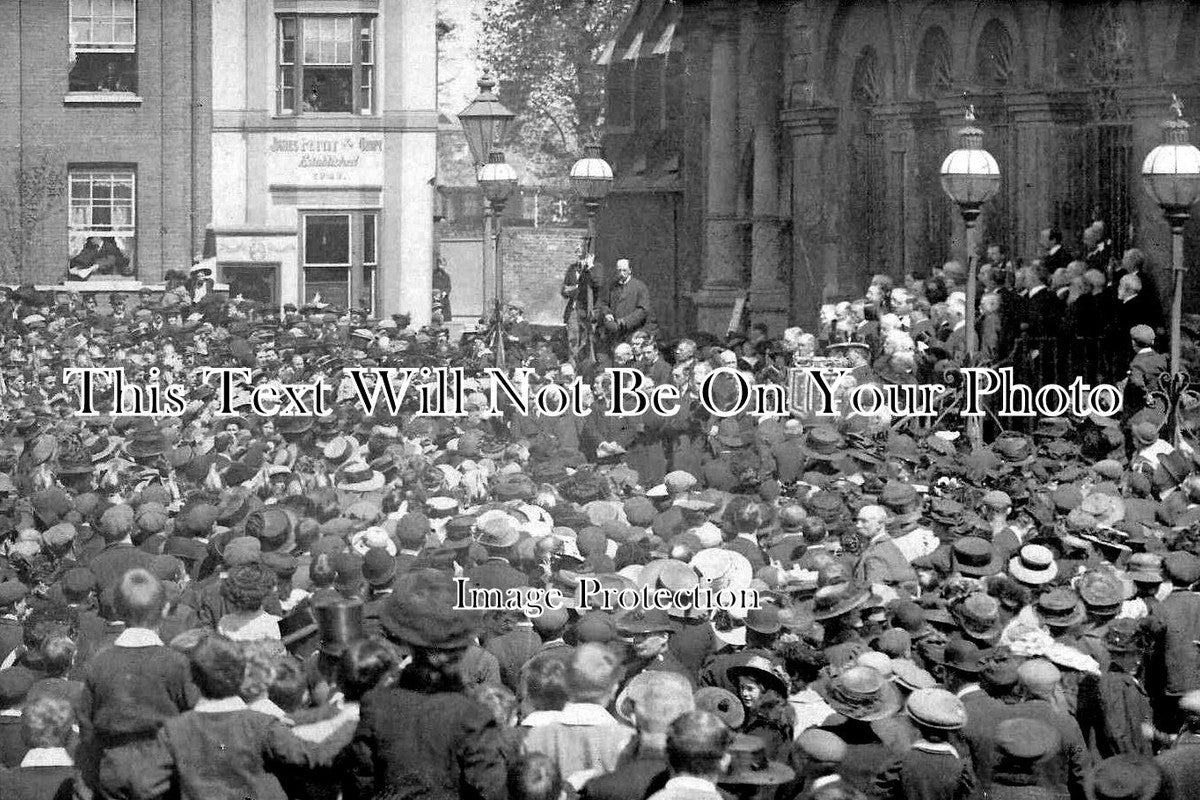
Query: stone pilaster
749 1 790 333
783 106 840 328
694 3 746 333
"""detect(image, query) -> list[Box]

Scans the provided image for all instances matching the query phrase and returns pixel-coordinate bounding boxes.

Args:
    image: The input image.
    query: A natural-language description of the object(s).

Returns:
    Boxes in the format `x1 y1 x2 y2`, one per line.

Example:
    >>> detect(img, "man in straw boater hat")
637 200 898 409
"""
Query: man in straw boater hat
344 569 507 800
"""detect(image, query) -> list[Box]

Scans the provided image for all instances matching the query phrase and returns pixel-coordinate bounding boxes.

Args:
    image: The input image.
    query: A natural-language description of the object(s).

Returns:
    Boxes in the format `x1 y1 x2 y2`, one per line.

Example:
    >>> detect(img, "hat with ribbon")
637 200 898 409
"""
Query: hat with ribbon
951 537 1004 577
905 687 966 730
815 665 902 722
811 582 870 621
954 594 1002 642
1037 587 1086 628
1008 544 1058 585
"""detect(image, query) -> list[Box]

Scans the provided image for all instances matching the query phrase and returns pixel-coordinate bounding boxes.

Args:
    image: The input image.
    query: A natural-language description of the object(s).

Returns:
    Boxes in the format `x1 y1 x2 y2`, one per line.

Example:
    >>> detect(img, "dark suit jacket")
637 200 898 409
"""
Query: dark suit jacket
1144 591 1200 696
484 626 542 693
0 619 23 665
343 670 508 800
0 765 75 800
1019 287 1063 341
597 277 652 336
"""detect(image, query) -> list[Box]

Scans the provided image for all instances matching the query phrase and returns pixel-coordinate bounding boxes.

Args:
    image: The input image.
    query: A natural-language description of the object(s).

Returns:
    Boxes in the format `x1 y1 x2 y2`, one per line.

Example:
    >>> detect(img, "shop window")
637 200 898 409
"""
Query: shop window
302 211 377 310
278 15 375 116
68 168 136 280
223 265 278 306
69 0 137 94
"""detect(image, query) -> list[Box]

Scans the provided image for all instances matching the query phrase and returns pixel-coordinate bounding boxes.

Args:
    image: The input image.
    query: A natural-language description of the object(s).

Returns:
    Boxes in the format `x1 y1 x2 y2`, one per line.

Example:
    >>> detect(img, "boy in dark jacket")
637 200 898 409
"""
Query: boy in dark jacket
77 569 195 800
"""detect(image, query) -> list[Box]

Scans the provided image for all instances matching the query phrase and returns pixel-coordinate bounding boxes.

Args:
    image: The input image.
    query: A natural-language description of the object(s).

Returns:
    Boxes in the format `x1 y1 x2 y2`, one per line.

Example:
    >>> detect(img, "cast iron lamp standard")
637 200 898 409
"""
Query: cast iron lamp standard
477 151 518 367
940 105 1001 449
458 73 516 366
1142 95 1200 379
569 142 614 362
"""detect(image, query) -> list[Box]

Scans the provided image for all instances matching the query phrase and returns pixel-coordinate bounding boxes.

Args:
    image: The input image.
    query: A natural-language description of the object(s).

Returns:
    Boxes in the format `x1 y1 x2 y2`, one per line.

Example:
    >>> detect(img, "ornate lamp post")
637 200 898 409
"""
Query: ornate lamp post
940 105 1001 448
569 142 614 361
478 150 518 366
458 74 515 359
1142 95 1200 377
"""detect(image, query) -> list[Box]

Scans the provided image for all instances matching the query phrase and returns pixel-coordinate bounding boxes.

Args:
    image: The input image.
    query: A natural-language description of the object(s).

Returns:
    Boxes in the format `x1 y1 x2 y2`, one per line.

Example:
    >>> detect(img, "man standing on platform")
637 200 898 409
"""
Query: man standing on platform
597 258 652 355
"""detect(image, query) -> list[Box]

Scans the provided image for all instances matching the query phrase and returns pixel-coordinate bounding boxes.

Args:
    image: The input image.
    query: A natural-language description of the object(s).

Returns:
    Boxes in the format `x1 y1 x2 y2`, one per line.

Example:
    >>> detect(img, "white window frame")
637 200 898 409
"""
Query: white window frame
69 0 138 98
68 168 137 274
70 0 137 52
277 14 376 117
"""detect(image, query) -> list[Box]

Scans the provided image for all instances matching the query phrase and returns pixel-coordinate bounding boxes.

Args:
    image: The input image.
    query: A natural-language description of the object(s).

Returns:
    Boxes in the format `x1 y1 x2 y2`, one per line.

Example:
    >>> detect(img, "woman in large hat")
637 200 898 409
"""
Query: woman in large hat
727 654 797 760
343 569 507 800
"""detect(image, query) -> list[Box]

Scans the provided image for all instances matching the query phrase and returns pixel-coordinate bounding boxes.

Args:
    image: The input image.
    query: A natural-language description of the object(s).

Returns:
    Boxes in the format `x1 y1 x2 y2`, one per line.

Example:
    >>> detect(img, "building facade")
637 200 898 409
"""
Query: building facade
604 0 1200 333
211 0 437 321
0 0 211 287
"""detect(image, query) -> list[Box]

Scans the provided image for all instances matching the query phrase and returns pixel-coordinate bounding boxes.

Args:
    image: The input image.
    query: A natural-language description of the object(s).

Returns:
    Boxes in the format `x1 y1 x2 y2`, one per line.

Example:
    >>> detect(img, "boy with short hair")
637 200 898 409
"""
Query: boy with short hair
78 569 195 800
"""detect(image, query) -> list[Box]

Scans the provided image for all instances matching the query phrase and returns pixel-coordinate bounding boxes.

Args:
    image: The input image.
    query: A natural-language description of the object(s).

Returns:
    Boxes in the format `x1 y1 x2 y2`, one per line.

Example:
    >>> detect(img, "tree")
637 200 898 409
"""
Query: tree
480 0 634 182
0 152 66 283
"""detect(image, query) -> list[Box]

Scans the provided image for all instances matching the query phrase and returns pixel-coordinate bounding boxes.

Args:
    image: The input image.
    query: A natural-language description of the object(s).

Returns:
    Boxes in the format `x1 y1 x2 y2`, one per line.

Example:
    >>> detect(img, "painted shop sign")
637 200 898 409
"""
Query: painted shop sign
267 133 385 186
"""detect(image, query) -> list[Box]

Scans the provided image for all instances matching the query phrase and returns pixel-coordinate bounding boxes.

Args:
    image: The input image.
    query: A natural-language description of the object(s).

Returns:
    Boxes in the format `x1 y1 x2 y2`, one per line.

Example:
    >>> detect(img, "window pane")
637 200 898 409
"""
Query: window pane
69 169 137 280
360 21 373 63
363 214 376 264
302 67 352 112
304 215 350 264
359 66 373 115
70 52 137 93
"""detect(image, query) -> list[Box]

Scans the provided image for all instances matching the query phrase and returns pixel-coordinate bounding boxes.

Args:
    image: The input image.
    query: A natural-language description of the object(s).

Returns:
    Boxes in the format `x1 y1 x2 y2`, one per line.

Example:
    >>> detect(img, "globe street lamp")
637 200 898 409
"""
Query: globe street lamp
1142 95 1200 377
478 150 518 367
940 105 1001 447
458 74 515 354
569 142 614 361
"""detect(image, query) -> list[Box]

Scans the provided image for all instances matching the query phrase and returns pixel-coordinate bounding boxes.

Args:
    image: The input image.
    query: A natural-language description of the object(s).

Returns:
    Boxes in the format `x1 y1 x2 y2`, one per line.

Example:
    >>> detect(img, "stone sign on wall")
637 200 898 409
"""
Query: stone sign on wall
267 133 385 187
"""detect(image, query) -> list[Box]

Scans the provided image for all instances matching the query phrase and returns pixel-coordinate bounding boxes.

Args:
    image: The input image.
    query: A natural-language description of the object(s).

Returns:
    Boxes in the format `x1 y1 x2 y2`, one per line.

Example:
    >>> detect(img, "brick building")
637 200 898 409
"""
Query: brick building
210 0 437 322
603 0 1200 334
0 0 211 287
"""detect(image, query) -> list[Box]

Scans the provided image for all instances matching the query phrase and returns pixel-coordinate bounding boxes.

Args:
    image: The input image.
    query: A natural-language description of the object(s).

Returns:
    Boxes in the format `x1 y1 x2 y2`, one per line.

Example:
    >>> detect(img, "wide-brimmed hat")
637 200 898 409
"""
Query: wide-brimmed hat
815 665 902 722
811 582 870 621
615 608 679 636
335 461 385 492
1077 570 1125 616
951 537 1004 577
1008 544 1058 585
727 655 790 698
720 734 795 787
1037 587 1086 628
378 569 479 649
349 526 397 556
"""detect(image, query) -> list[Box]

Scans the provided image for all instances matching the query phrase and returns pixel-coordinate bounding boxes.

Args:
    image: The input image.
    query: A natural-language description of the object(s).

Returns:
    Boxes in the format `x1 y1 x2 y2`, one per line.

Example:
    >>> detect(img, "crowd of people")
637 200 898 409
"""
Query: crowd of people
0 231 1196 800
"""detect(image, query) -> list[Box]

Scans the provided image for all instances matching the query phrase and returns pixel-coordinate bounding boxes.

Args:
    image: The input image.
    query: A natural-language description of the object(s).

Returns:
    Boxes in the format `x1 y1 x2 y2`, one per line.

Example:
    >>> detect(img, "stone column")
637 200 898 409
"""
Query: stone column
693 4 745 333
873 103 920 278
749 1 790 334
783 107 840 328
1006 92 1086 261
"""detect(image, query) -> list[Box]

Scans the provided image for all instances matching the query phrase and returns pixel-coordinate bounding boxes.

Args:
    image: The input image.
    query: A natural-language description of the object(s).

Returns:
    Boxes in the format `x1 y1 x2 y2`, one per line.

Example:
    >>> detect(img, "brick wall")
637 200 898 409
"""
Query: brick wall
0 0 209 286
500 227 585 327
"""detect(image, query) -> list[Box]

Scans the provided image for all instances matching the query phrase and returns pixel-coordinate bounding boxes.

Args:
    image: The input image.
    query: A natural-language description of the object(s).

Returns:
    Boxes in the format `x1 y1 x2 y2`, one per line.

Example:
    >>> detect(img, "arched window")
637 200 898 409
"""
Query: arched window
914 26 954 97
975 19 1014 87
